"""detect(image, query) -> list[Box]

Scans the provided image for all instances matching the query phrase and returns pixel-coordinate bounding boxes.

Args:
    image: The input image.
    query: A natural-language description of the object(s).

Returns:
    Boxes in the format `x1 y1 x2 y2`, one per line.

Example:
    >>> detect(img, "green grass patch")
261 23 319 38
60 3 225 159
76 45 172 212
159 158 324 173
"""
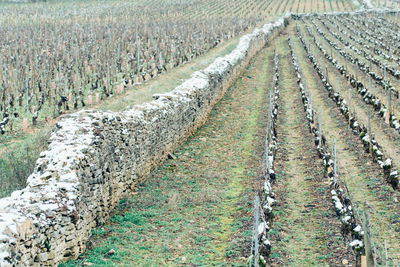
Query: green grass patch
0 128 51 197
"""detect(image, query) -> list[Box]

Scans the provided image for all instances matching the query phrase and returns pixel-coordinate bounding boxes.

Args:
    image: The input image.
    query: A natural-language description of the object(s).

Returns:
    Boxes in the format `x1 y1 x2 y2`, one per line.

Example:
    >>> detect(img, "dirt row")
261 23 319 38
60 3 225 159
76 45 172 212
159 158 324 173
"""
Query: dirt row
291 22 400 264
298 19 400 181
269 31 354 266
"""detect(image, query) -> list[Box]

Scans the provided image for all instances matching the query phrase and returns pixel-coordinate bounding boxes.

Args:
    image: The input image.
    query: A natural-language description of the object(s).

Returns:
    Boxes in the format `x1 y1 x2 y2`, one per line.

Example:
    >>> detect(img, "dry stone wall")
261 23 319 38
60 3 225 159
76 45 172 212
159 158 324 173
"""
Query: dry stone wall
0 14 291 266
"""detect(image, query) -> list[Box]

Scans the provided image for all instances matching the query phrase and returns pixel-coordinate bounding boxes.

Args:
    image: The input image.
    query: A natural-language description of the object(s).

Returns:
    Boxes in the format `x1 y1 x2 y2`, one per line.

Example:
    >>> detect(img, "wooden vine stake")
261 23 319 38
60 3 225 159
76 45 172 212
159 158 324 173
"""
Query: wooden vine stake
266 136 269 171
368 114 373 156
384 66 386 83
362 202 375 267
265 90 272 173
348 88 352 129
159 51 163 70
326 66 328 83
318 111 322 147
25 78 29 113
386 84 392 124
333 138 337 185
268 88 273 144
253 195 260 267
384 239 388 267
266 91 271 170
136 32 140 73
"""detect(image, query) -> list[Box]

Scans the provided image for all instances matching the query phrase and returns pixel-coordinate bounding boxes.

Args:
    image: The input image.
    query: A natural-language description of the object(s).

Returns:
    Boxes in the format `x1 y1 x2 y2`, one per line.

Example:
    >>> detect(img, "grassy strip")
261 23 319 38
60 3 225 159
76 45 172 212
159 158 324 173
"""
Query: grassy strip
61 45 273 266
0 128 50 198
96 39 240 112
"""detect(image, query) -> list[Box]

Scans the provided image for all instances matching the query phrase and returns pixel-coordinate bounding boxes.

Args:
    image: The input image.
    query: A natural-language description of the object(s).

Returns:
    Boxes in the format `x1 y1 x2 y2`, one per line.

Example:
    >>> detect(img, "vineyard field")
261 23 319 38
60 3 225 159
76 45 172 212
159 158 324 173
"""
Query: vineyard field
3 0 400 266
65 11 400 267
0 0 357 199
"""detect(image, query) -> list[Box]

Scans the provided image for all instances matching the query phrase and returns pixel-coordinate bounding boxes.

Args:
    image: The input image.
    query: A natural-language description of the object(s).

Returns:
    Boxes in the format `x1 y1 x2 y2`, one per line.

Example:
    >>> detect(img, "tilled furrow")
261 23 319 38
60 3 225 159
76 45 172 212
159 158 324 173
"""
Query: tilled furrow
269 33 352 266
291 24 400 264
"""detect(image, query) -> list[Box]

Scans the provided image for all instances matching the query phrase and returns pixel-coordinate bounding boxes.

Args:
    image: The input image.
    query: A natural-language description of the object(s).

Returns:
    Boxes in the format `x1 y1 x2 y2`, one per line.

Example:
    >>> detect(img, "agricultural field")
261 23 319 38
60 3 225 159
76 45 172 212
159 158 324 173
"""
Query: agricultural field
0 0 357 138
3 0 400 266
0 0 357 198
61 12 400 266
63 11 400 267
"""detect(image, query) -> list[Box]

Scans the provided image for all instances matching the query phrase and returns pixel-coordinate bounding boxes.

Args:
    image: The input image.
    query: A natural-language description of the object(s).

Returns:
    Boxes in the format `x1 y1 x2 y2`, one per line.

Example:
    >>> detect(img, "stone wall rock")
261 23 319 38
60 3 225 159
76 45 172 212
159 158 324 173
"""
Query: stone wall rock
0 13 291 267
